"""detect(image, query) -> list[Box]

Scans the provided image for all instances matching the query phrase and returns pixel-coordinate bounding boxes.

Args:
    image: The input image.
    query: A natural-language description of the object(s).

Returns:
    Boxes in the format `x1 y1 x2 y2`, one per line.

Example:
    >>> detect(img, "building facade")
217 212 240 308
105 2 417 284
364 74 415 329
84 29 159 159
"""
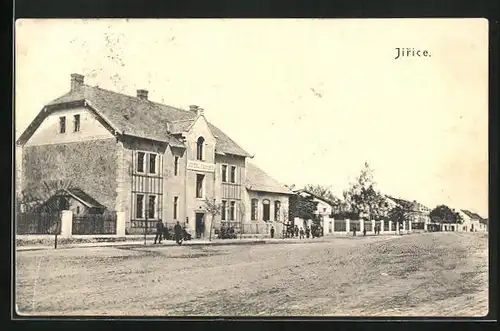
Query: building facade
17 73 293 237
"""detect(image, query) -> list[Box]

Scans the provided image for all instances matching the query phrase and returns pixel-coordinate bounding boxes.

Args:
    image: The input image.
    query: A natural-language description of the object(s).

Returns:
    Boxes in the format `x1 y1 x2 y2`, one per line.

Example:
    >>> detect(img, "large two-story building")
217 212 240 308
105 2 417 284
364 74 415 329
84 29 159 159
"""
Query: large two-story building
16 73 293 237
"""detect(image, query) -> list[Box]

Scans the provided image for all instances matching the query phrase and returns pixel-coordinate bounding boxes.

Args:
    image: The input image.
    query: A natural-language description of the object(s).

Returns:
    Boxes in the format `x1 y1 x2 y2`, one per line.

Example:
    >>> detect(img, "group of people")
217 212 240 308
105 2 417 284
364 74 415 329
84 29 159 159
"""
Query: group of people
154 220 191 245
283 223 322 239
352 224 382 236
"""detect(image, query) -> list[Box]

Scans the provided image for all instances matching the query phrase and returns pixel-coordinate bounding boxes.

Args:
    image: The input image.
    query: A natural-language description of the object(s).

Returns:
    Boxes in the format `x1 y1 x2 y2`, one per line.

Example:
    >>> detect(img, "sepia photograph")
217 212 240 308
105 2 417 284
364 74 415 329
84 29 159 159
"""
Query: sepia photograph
14 18 489 317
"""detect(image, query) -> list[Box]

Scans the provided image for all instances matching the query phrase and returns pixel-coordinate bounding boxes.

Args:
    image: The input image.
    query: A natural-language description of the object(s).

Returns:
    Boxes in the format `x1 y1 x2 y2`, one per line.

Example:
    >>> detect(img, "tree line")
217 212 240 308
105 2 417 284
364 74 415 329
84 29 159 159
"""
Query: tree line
289 162 464 227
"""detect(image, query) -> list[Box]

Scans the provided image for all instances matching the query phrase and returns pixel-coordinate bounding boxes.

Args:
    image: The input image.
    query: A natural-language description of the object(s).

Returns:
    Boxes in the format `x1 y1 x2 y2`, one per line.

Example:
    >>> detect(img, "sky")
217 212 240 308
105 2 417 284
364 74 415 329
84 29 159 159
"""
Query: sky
15 19 489 217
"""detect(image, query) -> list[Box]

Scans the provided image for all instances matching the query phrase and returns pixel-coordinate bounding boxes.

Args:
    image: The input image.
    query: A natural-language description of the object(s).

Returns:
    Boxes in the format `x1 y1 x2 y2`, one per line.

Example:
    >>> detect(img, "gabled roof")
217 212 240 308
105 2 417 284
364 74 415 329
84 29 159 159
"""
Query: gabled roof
245 163 294 195
293 189 337 206
461 209 487 224
57 188 106 209
18 84 251 157
385 196 430 212
460 209 476 219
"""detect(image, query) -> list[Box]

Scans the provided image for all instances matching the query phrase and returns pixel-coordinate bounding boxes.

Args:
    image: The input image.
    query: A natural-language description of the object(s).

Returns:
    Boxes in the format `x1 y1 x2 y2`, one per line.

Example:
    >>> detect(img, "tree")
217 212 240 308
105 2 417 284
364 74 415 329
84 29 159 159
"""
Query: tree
203 197 222 241
18 179 74 249
289 194 319 223
343 162 385 220
304 184 336 202
388 205 411 234
429 205 459 224
237 201 246 239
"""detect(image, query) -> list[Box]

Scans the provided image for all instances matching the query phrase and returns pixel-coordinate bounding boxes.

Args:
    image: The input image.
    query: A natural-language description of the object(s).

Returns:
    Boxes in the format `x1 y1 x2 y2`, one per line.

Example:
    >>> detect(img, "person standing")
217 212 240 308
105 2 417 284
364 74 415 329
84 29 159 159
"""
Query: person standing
305 226 310 239
363 227 367 236
299 227 305 239
174 221 183 245
295 225 299 238
270 226 275 239
154 220 164 244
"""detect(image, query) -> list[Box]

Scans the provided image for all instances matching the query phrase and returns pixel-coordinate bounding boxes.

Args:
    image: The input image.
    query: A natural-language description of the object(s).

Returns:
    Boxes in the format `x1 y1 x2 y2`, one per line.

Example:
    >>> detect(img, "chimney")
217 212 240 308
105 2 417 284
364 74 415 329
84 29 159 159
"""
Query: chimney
137 89 149 100
70 73 84 91
189 105 199 112
197 107 204 116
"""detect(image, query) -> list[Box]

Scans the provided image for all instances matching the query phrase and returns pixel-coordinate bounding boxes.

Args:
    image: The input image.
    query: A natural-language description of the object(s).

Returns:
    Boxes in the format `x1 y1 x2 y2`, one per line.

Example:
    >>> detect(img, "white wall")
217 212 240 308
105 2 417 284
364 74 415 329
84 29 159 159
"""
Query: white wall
24 107 114 146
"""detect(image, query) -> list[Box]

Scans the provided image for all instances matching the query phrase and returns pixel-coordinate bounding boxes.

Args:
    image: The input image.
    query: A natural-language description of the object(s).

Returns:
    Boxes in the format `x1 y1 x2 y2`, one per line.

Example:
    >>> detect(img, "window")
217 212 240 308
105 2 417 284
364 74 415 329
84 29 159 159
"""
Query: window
137 152 145 173
174 156 179 176
229 201 235 221
173 197 178 220
136 194 144 218
274 201 281 221
251 199 258 221
263 199 270 221
230 166 236 183
59 116 66 133
196 174 205 198
323 208 327 213
148 195 156 219
221 200 227 221
76 206 80 214
149 154 157 174
221 165 227 182
73 114 80 132
196 137 205 160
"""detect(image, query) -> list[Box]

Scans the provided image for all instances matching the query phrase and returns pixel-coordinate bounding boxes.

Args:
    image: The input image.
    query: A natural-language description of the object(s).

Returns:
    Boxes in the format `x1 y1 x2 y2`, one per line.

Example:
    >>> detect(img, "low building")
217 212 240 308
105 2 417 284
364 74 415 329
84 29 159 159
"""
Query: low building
459 209 488 232
16 73 293 238
291 189 338 235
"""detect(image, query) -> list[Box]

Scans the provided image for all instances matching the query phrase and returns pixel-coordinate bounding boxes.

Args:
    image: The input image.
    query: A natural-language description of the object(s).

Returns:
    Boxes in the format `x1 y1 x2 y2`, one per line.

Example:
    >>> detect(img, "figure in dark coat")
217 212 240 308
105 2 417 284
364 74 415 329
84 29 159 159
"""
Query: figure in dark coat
174 221 183 245
305 226 310 239
154 220 164 244
270 226 275 239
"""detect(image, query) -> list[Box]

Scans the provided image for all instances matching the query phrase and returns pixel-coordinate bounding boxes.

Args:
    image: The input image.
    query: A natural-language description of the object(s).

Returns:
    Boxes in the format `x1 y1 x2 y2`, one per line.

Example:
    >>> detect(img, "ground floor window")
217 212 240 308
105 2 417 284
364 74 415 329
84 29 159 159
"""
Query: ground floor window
274 201 281 221
251 199 258 221
148 195 156 219
263 199 270 221
229 201 235 221
221 200 227 221
136 194 144 219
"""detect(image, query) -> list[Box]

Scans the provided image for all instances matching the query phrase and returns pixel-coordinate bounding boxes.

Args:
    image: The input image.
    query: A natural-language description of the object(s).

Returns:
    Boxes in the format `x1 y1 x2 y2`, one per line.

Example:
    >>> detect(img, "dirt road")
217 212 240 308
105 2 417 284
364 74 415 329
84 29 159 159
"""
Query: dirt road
15 232 488 316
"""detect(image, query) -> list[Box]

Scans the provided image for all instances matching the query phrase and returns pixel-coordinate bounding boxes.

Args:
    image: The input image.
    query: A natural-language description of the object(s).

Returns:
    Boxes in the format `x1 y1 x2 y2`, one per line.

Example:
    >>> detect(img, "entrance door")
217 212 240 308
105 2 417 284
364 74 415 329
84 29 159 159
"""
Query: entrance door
195 213 204 238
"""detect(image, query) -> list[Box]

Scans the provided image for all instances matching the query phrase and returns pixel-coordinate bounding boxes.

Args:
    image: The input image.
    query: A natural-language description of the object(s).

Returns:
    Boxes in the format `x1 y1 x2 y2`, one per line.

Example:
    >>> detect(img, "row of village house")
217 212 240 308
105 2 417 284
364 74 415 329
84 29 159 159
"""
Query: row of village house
15 73 488 238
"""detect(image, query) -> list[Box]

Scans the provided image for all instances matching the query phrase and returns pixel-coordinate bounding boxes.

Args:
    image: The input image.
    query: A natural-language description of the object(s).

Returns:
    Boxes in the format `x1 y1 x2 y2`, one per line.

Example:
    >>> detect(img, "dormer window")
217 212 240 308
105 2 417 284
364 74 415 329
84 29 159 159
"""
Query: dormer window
196 137 205 161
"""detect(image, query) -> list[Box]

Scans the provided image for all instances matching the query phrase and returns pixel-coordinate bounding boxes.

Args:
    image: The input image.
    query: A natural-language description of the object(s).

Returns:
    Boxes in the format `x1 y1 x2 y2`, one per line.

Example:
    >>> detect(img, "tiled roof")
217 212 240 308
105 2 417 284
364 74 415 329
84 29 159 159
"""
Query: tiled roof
386 196 429 212
65 188 106 209
44 84 251 157
460 209 487 224
245 162 294 195
293 189 337 206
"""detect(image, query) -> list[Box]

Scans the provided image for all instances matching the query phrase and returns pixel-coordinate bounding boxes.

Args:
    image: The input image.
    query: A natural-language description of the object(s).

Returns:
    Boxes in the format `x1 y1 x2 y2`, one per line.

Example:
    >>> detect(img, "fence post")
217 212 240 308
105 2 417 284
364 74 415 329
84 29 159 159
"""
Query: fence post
60 210 73 239
116 212 126 237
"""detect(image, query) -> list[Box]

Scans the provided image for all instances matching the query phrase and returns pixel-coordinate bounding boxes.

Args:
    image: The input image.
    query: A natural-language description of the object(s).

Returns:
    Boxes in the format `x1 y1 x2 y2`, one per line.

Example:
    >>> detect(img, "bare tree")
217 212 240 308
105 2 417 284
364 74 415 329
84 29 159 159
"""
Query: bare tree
237 201 246 239
18 179 74 249
281 209 289 239
203 197 222 241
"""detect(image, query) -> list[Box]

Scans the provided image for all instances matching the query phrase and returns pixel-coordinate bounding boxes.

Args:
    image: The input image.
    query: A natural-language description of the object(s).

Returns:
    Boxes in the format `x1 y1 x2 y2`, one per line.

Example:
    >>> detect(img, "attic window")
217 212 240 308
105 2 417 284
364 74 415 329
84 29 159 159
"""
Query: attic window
123 114 130 120
73 114 80 132
59 116 66 134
